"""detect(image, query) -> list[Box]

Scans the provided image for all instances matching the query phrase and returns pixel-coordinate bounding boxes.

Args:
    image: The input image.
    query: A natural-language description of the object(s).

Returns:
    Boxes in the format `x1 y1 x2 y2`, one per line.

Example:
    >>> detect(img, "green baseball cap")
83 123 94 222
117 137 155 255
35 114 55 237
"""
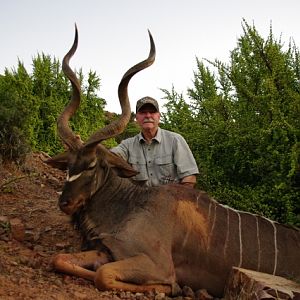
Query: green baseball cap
136 96 159 113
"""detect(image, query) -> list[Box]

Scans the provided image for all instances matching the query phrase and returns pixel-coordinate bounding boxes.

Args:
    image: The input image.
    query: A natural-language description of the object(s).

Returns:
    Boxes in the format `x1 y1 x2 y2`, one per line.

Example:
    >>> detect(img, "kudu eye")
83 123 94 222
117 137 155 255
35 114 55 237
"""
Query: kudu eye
65 159 97 182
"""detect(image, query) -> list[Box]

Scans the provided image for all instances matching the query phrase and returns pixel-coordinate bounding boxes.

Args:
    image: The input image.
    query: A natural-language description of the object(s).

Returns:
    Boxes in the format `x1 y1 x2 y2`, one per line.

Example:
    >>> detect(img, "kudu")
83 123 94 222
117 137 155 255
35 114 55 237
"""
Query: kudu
47 27 300 298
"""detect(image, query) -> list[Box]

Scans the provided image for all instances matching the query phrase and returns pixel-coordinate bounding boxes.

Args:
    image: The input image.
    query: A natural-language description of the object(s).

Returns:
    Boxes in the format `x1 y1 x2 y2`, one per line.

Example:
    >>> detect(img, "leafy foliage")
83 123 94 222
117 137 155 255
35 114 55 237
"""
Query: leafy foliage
0 54 107 159
162 20 300 226
0 63 35 162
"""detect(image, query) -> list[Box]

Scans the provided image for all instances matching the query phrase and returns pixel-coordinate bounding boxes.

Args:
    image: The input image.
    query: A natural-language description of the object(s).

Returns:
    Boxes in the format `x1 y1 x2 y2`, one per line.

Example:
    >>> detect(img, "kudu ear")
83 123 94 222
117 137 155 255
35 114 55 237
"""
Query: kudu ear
44 152 69 170
107 152 139 178
95 144 138 178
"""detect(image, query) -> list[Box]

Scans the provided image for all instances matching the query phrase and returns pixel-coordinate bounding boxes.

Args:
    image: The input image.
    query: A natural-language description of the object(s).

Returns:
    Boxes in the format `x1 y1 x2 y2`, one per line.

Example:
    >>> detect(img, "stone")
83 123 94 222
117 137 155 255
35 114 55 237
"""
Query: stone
224 267 300 300
182 286 195 298
10 218 25 242
0 216 9 223
195 289 214 300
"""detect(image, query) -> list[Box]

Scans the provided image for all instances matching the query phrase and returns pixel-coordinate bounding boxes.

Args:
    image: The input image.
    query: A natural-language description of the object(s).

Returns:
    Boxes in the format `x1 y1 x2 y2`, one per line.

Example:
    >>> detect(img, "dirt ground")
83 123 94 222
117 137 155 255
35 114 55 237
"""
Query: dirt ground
0 152 107 299
0 153 155 299
0 153 212 300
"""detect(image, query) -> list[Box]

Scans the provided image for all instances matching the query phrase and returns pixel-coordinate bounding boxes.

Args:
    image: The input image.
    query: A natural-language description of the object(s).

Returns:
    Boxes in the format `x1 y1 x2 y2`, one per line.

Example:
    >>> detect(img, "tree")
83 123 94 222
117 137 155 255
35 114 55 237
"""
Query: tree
0 54 107 158
0 62 36 162
162 20 300 225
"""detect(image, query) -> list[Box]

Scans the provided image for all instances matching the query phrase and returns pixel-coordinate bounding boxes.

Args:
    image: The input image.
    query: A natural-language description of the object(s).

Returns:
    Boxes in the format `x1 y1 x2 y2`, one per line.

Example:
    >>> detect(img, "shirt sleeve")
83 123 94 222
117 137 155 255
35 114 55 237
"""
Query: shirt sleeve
110 140 129 161
173 134 199 179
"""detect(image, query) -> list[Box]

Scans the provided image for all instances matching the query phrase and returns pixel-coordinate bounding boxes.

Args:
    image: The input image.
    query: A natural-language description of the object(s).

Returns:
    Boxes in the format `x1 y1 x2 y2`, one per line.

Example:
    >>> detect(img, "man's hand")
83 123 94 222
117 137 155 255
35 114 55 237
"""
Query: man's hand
180 175 197 188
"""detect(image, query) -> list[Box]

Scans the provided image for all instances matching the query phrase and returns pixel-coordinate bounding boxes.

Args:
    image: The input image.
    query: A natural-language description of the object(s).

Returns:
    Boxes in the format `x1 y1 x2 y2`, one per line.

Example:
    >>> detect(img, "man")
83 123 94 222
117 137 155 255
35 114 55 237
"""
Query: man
111 96 199 187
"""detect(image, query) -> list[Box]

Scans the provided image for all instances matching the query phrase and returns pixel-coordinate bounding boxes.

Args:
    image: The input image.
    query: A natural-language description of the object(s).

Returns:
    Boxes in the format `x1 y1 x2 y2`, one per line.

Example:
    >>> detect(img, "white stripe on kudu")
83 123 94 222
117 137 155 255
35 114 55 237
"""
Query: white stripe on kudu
255 215 261 271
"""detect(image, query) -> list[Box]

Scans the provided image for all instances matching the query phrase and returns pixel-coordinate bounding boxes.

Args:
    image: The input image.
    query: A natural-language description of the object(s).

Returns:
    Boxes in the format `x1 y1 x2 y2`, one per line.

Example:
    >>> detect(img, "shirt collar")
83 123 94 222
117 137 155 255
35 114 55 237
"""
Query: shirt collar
138 127 162 143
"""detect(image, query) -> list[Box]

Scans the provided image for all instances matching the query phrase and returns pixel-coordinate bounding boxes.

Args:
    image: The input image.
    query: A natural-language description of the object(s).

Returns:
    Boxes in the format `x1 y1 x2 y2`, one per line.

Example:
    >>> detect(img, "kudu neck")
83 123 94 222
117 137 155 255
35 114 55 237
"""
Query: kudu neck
97 164 142 199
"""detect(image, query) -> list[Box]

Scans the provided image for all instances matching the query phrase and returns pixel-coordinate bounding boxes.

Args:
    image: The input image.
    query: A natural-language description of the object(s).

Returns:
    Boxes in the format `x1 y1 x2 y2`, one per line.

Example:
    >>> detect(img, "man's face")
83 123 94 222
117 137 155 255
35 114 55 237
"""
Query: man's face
136 104 160 131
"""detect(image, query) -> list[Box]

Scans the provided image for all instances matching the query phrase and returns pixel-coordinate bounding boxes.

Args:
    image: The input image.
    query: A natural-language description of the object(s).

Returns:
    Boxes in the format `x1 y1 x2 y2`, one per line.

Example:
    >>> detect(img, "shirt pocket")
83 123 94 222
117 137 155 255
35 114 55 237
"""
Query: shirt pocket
155 155 176 180
128 156 148 181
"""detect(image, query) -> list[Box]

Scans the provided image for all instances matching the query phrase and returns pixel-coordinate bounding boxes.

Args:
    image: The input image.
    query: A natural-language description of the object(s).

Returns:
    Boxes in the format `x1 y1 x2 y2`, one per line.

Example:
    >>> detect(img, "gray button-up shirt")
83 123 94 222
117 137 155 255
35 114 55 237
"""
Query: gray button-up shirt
111 128 199 187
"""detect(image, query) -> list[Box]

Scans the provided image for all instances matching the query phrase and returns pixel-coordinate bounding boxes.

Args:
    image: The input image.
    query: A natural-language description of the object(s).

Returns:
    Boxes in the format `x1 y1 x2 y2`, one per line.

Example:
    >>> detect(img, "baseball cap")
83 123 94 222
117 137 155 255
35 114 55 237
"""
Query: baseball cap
136 96 159 113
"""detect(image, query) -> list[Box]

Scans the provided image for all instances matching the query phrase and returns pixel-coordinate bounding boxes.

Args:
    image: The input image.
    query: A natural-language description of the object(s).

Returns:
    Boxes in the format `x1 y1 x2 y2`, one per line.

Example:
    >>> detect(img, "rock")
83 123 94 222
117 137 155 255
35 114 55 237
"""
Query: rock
182 286 195 298
224 267 300 300
195 289 214 300
44 226 52 232
0 216 9 223
55 241 71 249
155 293 166 300
10 218 25 241
24 229 40 242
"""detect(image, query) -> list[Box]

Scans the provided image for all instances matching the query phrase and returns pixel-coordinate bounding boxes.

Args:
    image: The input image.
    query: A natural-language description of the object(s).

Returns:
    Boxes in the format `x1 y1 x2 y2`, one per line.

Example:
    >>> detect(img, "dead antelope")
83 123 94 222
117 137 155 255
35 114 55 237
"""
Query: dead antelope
46 26 300 298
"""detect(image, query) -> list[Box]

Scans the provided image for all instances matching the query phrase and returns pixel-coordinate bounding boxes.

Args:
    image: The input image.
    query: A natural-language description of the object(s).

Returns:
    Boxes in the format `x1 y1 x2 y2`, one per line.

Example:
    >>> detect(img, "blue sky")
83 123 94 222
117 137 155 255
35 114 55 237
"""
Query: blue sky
1 0 300 113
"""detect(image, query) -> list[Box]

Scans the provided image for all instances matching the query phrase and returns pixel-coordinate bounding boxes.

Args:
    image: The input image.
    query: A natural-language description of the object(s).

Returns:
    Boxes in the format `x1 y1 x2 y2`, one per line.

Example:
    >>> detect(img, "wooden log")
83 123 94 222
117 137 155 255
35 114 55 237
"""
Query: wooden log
224 267 300 300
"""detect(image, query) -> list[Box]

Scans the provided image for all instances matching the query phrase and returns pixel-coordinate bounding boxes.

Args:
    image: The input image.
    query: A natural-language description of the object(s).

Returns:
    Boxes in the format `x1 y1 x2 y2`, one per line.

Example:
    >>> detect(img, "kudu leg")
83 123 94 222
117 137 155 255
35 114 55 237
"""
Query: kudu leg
52 250 111 281
94 254 175 295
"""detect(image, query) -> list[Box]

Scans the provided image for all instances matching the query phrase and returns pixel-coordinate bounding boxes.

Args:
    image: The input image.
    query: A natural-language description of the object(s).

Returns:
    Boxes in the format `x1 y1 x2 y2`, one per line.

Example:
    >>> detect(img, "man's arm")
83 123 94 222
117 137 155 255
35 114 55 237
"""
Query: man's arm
173 134 199 188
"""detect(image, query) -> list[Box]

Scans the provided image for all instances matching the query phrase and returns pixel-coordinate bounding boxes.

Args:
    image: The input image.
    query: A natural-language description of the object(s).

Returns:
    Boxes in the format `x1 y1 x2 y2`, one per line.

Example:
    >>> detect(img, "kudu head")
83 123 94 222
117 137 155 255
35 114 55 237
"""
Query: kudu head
46 26 155 215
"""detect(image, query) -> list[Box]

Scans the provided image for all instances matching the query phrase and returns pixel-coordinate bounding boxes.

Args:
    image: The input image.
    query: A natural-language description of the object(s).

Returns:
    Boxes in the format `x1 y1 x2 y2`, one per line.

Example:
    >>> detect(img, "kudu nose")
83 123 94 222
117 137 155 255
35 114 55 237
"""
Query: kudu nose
59 202 68 210
58 194 69 208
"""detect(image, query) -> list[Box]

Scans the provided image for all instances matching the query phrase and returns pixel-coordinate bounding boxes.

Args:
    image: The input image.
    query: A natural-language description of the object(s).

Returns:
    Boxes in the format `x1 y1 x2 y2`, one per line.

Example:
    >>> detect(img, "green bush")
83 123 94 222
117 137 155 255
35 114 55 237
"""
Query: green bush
162 20 300 226
0 55 107 160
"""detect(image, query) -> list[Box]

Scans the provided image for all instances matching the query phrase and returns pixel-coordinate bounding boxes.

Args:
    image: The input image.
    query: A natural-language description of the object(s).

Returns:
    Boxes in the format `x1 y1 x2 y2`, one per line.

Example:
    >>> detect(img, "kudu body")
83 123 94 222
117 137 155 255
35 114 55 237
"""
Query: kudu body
47 27 300 298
